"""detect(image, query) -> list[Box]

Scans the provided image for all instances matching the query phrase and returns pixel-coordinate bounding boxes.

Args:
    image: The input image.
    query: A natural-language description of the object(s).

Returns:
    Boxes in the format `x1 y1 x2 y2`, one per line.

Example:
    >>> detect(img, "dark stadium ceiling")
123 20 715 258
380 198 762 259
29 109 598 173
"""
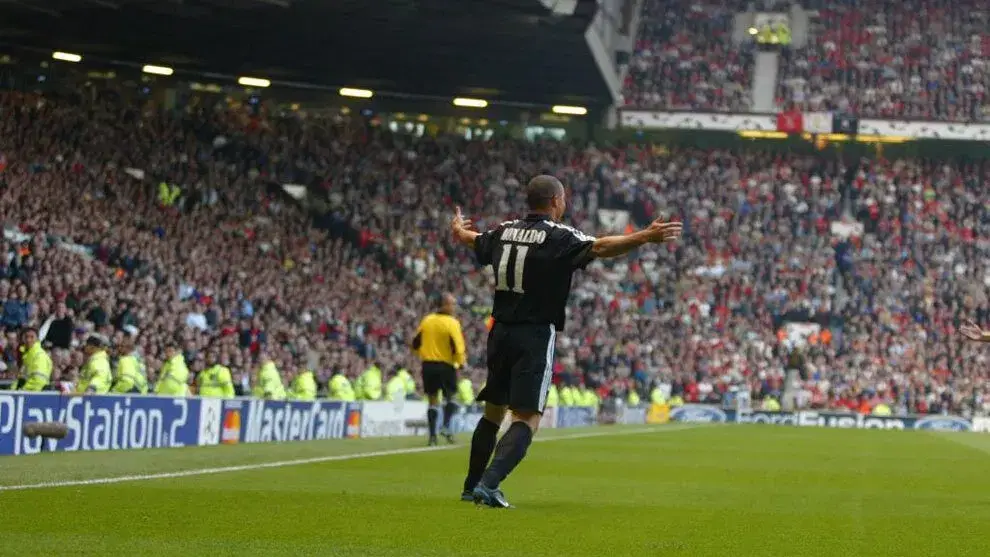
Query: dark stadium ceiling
0 0 609 106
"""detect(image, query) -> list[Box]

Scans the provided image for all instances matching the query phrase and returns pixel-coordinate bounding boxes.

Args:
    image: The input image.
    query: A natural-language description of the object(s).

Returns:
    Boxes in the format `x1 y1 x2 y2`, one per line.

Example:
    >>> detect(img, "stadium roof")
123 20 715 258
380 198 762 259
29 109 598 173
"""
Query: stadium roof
0 0 610 107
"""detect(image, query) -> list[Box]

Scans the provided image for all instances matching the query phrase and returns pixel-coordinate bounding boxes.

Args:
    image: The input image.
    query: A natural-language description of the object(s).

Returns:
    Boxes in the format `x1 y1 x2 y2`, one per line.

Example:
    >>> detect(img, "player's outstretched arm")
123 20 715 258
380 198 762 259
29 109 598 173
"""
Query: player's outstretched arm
959 320 990 342
451 206 480 248
590 219 682 259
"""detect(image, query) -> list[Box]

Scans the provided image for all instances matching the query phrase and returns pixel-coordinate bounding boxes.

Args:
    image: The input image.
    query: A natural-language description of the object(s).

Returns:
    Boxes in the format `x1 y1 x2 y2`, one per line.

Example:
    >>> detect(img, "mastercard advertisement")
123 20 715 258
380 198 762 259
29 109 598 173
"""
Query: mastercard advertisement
217 400 364 444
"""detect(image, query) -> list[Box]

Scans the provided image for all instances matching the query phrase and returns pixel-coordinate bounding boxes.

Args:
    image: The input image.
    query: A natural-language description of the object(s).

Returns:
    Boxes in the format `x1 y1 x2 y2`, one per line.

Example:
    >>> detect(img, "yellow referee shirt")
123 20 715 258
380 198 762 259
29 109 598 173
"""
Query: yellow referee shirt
412 313 467 367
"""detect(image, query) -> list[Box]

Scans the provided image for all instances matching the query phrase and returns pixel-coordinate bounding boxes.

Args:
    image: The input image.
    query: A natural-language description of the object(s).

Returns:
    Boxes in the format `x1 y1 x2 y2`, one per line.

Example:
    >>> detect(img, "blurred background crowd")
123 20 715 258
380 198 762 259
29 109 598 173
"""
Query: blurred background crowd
776 0 990 121
624 0 990 122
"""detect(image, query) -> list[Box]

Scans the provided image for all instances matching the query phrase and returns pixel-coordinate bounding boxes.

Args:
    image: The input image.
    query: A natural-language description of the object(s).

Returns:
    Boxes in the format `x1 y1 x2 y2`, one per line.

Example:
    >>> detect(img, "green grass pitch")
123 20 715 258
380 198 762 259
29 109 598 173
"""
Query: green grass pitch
2 424 989 556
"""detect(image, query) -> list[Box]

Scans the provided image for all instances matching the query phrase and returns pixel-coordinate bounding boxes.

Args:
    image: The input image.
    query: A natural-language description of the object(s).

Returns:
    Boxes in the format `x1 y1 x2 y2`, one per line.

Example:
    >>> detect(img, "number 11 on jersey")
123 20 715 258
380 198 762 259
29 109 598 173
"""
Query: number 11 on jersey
495 245 529 294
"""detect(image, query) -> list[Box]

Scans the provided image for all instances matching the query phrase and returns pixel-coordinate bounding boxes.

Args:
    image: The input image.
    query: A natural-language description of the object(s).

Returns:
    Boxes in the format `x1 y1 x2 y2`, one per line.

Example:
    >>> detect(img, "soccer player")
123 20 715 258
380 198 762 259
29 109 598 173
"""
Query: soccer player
450 174 682 507
411 293 467 445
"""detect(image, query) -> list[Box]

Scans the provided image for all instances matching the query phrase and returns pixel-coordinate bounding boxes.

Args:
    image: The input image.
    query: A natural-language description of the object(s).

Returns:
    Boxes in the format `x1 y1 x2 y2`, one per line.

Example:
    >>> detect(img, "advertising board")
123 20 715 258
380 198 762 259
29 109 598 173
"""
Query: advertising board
0 393 205 456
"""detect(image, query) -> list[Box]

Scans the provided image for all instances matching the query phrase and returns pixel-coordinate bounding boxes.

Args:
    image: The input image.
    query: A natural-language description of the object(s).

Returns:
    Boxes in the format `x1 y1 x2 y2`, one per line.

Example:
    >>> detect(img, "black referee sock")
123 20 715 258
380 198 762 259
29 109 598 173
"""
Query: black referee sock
442 401 458 432
464 417 500 492
480 421 533 489
427 407 439 438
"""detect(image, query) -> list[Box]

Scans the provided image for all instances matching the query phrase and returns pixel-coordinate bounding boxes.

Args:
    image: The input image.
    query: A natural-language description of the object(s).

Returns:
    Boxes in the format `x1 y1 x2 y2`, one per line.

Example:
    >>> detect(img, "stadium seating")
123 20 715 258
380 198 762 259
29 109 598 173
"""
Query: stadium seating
2 77 990 417
622 0 990 122
778 0 990 120
622 0 755 111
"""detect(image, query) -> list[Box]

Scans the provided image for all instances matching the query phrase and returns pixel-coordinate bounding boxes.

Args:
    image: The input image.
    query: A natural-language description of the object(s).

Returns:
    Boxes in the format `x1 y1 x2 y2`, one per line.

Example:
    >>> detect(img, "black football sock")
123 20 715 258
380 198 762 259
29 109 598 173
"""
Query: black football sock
480 421 533 489
427 406 439 438
442 401 458 432
464 417 500 492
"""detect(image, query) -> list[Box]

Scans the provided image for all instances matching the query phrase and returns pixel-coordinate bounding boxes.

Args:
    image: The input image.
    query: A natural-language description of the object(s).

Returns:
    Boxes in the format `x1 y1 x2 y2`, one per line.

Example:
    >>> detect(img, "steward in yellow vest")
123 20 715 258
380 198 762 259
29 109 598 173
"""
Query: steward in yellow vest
78 337 112 394
288 366 318 401
328 371 356 401
628 390 641 407
580 387 599 408
385 371 407 402
197 349 234 398
758 24 774 44
650 386 667 405
397 368 416 398
775 22 791 46
872 403 892 416
544 384 559 408
456 377 475 406
560 385 577 406
112 336 148 394
17 328 52 392
252 357 286 400
355 363 383 401
155 343 189 397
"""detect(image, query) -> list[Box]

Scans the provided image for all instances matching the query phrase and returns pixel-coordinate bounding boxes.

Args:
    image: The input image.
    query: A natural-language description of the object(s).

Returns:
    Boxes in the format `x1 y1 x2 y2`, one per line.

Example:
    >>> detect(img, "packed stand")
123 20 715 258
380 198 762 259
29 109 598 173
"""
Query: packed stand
622 0 755 111
0 83 614 406
777 0 990 121
2 79 990 417
596 149 990 417
0 87 413 400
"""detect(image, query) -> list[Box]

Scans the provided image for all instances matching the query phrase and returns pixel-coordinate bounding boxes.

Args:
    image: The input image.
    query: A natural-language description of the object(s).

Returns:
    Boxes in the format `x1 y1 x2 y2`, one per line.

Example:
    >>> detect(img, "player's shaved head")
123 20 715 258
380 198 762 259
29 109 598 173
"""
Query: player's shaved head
526 175 564 211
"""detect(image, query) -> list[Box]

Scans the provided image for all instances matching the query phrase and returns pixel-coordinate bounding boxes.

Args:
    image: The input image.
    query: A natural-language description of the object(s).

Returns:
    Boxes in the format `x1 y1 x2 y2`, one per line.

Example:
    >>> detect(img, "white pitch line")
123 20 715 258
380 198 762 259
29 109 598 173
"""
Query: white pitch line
0 425 698 492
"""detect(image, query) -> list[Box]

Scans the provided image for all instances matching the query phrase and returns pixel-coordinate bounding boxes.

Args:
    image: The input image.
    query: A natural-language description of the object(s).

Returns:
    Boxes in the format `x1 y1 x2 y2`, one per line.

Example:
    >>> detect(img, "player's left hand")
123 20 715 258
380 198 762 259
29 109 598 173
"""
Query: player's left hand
646 219 683 243
959 320 986 342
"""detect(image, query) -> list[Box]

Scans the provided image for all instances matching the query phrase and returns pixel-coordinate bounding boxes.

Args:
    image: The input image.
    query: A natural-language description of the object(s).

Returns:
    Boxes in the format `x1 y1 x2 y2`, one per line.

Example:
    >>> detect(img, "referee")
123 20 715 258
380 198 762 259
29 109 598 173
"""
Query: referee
411 293 467 446
450 174 682 507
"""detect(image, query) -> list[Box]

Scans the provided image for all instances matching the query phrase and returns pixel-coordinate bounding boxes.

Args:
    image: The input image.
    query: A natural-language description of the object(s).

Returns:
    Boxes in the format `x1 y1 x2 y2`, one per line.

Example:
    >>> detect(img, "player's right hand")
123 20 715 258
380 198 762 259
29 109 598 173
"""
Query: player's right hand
646 219 683 243
959 320 986 342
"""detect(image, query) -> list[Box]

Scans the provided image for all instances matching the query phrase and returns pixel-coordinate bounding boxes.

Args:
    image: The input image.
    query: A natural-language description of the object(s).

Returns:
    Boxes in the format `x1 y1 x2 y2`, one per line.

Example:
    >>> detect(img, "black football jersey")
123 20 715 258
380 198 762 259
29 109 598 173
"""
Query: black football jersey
475 213 596 331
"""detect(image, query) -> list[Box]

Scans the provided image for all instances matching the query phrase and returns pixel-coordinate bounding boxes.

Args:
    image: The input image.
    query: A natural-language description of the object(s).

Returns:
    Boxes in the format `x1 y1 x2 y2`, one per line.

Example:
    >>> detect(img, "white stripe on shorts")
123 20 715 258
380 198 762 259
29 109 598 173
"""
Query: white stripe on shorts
538 325 556 411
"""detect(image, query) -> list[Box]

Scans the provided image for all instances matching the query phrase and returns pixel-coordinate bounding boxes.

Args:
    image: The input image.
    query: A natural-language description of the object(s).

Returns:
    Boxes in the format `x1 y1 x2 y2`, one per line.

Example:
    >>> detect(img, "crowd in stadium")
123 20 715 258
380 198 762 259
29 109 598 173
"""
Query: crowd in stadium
777 0 990 121
622 0 755 112
0 79 988 418
623 0 990 122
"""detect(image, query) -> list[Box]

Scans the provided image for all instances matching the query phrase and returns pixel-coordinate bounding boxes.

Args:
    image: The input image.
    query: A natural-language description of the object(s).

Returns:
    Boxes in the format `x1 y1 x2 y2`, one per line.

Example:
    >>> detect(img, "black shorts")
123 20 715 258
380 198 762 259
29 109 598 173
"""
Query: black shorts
422 361 457 399
477 322 556 414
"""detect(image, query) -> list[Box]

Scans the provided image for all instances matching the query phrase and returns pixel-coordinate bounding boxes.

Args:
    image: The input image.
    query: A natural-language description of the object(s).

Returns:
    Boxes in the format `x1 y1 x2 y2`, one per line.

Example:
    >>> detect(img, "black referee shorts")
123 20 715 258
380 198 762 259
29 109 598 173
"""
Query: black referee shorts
477 322 556 414
422 361 457 400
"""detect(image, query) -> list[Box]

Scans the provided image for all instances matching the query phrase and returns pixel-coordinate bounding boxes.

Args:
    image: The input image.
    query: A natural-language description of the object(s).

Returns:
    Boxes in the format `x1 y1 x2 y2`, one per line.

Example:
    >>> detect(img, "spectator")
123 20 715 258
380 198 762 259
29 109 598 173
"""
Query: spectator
2 285 29 329
45 302 74 350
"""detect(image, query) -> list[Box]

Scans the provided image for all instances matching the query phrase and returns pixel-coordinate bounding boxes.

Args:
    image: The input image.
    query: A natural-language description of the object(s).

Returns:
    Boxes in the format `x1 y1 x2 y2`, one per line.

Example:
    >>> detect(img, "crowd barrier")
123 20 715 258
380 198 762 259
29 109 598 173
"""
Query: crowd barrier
666 404 980 432
1 392 209 455
9 392 983 456
0 393 611 456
